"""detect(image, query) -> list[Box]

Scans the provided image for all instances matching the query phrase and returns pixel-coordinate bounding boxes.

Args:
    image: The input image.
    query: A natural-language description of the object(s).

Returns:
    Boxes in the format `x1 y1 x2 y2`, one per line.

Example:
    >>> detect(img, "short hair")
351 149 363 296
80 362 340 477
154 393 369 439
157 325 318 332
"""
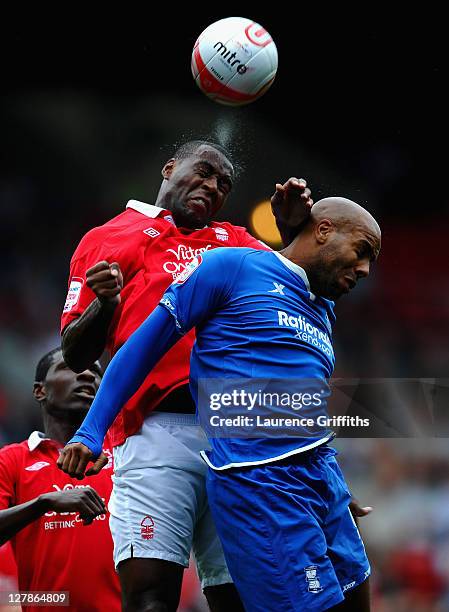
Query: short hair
173 140 233 164
35 347 62 383
34 348 103 383
171 139 243 179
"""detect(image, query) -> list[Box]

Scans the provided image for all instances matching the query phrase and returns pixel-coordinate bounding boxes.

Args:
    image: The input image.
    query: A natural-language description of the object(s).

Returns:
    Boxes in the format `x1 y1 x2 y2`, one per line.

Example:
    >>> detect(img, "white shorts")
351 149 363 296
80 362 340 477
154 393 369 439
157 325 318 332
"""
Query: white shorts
108 412 232 589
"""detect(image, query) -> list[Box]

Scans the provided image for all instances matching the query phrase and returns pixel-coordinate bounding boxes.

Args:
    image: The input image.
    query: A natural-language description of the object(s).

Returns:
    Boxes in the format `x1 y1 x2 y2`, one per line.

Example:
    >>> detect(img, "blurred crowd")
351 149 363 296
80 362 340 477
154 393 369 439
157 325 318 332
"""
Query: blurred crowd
338 439 449 611
1 93 448 610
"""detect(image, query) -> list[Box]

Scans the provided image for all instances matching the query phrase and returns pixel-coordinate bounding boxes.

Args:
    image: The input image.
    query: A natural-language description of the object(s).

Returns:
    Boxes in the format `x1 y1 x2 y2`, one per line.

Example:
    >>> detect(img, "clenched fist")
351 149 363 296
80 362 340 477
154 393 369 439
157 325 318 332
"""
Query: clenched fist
271 177 313 228
86 261 123 306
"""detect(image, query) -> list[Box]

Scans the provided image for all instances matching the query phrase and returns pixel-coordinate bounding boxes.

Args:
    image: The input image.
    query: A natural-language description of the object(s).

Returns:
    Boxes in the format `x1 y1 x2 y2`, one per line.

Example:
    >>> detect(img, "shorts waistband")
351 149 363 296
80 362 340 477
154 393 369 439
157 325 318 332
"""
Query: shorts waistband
145 412 200 426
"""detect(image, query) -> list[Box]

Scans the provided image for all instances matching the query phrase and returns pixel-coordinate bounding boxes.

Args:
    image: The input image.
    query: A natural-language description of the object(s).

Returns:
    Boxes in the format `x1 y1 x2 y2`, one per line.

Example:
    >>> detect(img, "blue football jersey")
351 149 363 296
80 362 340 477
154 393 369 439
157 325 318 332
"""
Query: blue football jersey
160 247 337 469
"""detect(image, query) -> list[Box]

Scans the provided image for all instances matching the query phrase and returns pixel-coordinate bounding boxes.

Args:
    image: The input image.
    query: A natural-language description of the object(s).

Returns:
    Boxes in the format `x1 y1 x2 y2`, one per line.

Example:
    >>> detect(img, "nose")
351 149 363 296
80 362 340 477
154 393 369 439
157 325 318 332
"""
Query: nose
355 259 370 279
202 174 218 192
76 368 97 383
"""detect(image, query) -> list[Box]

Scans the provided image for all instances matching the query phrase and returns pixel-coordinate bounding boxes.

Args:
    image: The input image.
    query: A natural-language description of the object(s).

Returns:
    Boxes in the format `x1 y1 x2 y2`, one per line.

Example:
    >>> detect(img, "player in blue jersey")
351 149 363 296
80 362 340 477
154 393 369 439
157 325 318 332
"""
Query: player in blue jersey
58 196 381 611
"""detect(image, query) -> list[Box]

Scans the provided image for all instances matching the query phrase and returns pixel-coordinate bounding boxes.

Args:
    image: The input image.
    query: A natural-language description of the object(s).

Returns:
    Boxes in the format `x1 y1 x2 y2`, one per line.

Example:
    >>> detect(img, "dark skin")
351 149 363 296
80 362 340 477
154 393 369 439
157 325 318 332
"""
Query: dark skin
62 176 372 511
118 558 243 612
281 197 380 612
60 195 377 519
281 197 381 302
0 352 106 547
61 145 260 611
272 176 315 245
59 197 380 612
62 145 313 372
157 146 235 228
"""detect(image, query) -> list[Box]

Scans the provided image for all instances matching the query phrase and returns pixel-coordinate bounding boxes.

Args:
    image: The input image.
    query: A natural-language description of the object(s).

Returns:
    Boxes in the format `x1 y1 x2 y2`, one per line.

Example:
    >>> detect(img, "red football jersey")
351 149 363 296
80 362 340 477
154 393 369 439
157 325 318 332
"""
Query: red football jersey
0 542 18 593
0 432 121 612
61 201 268 446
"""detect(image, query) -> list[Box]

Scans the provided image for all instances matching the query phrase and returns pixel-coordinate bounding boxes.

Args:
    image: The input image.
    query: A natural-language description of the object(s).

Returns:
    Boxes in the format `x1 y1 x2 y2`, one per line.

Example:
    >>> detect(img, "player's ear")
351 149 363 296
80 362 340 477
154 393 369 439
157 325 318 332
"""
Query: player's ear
33 382 46 402
162 159 176 180
315 219 334 244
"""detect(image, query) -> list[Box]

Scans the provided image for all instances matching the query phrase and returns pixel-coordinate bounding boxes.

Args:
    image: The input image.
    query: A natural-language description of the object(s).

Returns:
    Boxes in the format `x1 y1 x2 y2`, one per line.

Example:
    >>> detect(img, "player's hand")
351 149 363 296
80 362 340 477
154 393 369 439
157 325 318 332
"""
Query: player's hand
271 177 313 227
86 260 123 306
40 487 107 525
57 443 109 480
349 498 373 527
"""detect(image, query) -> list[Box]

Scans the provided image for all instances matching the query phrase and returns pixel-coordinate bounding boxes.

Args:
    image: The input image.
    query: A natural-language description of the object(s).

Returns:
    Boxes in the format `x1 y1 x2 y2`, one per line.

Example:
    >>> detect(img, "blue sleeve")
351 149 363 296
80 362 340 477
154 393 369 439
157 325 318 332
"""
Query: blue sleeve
69 248 245 457
159 248 243 334
68 306 180 457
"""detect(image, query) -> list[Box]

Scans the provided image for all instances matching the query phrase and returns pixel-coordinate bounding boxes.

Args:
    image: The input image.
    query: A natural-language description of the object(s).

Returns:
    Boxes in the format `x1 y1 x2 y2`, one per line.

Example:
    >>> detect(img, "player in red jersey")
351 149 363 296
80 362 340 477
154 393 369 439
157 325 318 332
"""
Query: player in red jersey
0 542 17 606
0 348 121 612
61 142 309 450
58 140 318 611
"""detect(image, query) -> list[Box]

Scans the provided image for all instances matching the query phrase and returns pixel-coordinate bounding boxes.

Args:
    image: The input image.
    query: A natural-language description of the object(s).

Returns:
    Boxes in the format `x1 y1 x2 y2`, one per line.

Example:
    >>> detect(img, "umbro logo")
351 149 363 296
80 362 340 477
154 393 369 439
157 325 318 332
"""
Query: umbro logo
25 461 50 471
143 227 160 238
269 282 285 295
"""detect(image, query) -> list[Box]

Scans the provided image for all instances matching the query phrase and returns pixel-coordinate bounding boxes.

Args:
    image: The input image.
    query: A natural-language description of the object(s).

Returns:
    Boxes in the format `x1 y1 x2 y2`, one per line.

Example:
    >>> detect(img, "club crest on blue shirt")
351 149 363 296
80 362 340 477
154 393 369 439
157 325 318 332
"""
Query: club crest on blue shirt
173 255 203 284
305 566 323 593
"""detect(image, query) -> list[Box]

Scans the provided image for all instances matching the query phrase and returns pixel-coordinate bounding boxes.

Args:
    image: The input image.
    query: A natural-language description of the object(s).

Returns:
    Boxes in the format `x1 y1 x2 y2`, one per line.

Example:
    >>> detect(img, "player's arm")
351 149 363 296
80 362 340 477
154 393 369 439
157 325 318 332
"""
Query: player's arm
271 178 314 246
57 250 241 479
62 261 123 372
0 488 107 544
58 306 181 478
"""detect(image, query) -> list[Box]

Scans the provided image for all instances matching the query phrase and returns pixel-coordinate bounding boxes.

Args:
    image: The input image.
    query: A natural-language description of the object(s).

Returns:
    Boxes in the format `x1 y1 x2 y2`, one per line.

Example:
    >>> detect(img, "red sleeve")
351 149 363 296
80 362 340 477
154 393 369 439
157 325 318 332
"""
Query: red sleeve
60 229 111 334
0 446 19 510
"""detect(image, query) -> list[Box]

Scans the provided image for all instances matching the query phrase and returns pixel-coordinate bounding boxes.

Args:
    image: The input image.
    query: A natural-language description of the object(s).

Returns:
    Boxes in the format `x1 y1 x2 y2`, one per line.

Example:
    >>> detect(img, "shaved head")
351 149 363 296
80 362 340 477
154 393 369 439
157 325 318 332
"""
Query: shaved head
311 196 381 259
282 197 381 300
311 197 381 253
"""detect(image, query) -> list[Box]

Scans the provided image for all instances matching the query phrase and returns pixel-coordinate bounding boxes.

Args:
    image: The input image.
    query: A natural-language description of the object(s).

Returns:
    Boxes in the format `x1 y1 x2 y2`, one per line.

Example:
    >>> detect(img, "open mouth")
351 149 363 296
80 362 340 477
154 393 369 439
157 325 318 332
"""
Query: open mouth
73 386 96 400
188 197 210 215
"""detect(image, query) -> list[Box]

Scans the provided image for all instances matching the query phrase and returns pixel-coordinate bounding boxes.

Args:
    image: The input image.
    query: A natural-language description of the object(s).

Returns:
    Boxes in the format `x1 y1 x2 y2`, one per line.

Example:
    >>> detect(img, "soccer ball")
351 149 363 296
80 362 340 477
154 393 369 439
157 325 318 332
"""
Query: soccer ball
191 17 278 106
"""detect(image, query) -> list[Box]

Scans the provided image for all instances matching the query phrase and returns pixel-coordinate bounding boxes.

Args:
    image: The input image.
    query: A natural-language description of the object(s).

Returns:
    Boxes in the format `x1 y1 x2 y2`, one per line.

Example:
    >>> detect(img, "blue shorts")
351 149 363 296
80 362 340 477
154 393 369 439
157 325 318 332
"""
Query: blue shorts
206 445 370 611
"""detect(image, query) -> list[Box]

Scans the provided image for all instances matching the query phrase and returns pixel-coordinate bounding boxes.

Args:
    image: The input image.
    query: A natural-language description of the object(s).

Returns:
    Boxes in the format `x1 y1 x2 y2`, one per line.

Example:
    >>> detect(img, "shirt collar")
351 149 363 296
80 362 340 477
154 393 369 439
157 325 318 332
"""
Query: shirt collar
27 431 51 451
126 200 167 219
126 199 208 229
272 251 317 301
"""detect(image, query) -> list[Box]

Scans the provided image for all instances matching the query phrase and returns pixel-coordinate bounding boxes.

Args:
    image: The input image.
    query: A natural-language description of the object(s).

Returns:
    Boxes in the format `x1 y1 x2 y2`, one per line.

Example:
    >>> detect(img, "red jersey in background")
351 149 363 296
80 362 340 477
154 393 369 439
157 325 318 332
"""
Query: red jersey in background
0 432 120 612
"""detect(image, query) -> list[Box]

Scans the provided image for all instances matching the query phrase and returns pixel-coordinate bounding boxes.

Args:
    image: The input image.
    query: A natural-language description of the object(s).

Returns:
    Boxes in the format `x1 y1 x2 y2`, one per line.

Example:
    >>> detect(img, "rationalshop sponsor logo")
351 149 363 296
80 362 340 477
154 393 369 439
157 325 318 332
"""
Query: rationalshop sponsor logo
277 310 334 358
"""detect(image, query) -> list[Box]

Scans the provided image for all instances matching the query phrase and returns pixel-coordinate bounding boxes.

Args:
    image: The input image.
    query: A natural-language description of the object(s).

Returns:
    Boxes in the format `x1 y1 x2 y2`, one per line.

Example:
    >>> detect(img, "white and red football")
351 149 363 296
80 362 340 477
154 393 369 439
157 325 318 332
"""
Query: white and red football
191 17 278 106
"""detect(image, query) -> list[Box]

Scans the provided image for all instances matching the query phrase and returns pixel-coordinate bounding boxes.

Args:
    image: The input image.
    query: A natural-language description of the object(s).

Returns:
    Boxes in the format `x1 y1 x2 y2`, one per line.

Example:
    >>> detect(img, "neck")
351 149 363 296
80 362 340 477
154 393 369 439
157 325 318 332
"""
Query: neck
42 409 85 446
279 237 313 275
155 183 170 211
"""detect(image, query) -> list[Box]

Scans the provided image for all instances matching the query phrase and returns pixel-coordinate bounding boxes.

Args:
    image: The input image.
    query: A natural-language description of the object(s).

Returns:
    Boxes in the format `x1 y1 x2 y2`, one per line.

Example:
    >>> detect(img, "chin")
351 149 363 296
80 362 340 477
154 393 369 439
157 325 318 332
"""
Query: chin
333 289 347 300
184 204 210 227
321 285 344 301
189 213 208 228
67 401 92 413
174 212 201 229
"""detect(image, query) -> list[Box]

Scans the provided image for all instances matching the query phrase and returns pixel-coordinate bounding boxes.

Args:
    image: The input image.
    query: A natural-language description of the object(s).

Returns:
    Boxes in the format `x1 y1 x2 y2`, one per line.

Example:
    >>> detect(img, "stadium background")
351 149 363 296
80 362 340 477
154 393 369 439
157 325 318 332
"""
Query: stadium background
1 11 448 611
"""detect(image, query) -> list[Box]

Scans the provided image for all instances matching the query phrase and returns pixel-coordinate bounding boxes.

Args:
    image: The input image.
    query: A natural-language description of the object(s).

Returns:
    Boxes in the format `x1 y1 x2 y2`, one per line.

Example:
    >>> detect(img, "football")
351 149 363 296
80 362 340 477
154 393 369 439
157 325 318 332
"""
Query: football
191 17 278 106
